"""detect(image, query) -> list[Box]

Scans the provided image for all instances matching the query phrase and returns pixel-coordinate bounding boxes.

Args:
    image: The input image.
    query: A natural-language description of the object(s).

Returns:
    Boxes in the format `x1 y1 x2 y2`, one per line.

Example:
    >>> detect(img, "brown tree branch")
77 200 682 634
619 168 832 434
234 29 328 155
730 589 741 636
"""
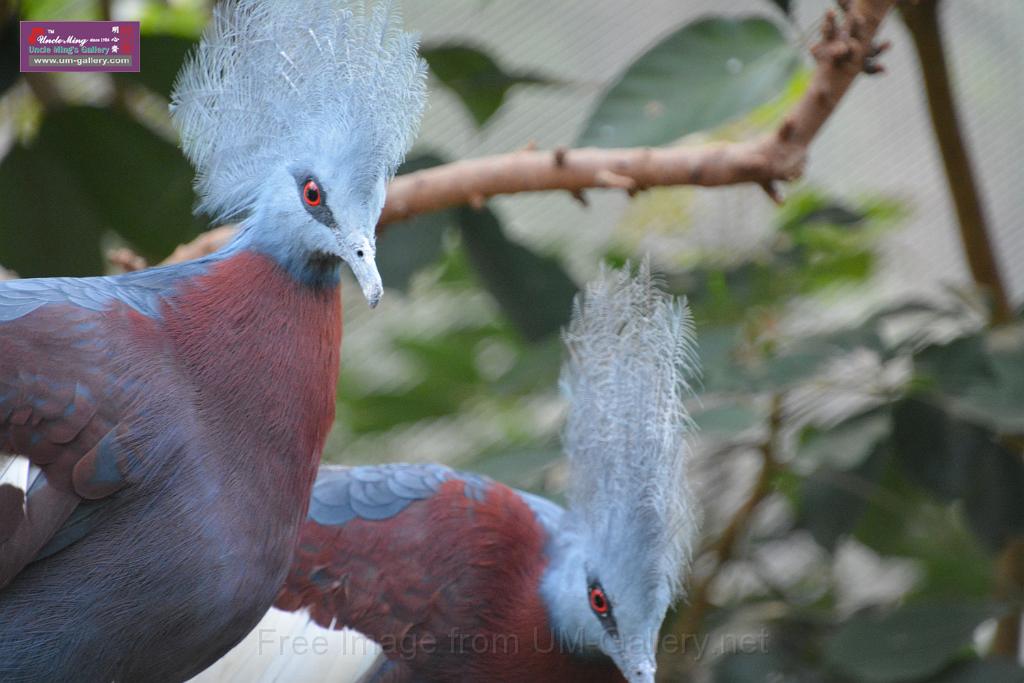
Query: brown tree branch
990 537 1024 659
901 0 1019 654
159 226 237 267
106 248 149 273
380 0 892 222
899 0 1014 324
159 0 896 267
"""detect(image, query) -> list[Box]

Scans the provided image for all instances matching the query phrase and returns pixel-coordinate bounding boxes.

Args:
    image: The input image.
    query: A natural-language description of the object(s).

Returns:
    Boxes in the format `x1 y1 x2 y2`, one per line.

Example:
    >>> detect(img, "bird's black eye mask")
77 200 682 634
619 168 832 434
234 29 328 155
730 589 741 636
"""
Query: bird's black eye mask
294 173 337 228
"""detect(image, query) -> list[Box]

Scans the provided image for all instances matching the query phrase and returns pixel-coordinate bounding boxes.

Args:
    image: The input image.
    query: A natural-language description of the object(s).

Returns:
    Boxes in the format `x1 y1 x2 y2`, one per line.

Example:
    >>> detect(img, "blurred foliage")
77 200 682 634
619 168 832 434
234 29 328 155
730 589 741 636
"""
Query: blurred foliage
421 44 552 127
824 602 1004 682
0 106 203 275
127 34 195 96
0 20 19 98
578 16 801 148
456 205 576 342
376 153 456 293
0 1 1021 681
768 0 794 18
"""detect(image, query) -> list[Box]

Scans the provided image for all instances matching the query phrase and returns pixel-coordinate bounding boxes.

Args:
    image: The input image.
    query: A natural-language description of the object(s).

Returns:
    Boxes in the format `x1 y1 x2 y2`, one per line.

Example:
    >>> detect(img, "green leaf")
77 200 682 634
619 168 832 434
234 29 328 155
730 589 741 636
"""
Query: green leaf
342 384 466 434
394 334 484 387
797 441 889 552
376 207 452 293
892 397 1024 550
376 153 455 292
803 321 886 357
712 617 826 683
960 336 1024 433
0 20 19 100
22 0 99 20
492 334 563 396
422 45 550 127
777 193 867 233
457 207 576 342
124 34 197 98
682 190 898 328
914 328 1024 434
139 3 209 38
712 651 799 683
694 326 754 394
0 106 203 276
339 326 497 433
930 658 1024 683
578 16 801 148
797 408 892 471
914 334 996 397
692 401 763 436
854 463 993 599
754 341 836 389
698 325 840 394
0 144 106 276
468 444 564 496
824 601 1001 683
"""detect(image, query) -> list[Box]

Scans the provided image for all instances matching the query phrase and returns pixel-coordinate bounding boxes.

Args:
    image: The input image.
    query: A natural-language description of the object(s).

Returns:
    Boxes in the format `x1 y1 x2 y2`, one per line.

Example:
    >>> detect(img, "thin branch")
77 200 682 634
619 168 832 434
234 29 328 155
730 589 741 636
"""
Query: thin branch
990 537 1024 659
899 2 1021 639
160 226 237 267
899 0 1014 324
106 248 148 273
160 0 897 266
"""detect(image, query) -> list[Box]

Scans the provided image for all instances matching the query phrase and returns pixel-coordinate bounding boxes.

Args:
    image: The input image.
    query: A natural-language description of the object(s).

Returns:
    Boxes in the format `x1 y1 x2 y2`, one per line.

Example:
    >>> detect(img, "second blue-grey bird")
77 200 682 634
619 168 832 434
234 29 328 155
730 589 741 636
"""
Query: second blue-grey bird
198 265 701 683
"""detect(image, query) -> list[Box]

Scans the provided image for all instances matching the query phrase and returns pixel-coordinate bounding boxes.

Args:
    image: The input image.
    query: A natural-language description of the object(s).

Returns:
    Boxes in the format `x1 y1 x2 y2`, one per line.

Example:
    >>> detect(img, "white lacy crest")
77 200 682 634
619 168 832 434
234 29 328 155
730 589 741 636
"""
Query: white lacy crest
170 0 427 221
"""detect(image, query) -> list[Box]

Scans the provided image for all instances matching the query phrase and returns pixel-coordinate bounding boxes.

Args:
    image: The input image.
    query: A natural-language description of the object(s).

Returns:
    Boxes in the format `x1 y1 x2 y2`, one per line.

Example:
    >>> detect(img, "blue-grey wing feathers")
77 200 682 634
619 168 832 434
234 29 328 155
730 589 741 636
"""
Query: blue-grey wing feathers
309 464 556 528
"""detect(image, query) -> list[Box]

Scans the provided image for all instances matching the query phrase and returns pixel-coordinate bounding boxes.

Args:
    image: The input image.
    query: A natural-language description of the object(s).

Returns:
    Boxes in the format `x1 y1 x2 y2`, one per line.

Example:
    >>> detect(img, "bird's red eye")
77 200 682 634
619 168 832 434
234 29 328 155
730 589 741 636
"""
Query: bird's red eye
303 179 321 207
589 586 610 616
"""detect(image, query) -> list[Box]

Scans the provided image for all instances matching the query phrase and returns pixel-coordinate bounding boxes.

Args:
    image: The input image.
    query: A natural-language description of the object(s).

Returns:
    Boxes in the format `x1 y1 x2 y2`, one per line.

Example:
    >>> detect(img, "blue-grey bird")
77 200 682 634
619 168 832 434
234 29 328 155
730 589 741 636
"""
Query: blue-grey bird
0 1 426 680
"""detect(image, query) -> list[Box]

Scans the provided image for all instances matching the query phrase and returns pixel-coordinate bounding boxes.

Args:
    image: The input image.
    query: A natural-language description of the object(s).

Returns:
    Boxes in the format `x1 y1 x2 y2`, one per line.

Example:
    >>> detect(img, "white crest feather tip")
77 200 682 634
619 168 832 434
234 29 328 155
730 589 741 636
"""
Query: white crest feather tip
560 261 700 597
170 0 428 220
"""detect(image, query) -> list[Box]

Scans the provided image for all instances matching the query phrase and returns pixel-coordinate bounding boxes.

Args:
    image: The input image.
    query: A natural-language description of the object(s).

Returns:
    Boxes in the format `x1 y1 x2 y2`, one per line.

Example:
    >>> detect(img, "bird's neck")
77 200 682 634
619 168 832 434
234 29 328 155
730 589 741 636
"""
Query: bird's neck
234 221 344 289
539 524 591 643
266 249 342 290
532 533 625 681
162 248 342 520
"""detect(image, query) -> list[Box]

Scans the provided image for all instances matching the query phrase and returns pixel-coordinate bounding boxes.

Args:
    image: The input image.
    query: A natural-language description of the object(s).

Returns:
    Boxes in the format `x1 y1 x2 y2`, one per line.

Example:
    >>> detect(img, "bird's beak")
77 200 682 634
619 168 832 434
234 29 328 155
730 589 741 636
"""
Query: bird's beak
621 658 655 683
343 235 383 309
613 639 657 683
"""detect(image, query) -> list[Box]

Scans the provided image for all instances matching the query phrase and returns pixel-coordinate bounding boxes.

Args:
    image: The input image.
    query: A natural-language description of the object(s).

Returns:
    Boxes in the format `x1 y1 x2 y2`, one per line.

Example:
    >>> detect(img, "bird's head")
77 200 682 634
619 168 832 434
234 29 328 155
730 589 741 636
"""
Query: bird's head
247 139 392 305
170 0 427 305
541 263 700 683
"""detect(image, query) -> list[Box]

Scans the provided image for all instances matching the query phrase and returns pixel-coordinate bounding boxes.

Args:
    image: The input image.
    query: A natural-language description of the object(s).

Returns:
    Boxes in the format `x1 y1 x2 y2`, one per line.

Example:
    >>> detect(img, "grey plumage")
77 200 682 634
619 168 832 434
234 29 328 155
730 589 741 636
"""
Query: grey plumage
171 0 428 221
308 463 492 525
